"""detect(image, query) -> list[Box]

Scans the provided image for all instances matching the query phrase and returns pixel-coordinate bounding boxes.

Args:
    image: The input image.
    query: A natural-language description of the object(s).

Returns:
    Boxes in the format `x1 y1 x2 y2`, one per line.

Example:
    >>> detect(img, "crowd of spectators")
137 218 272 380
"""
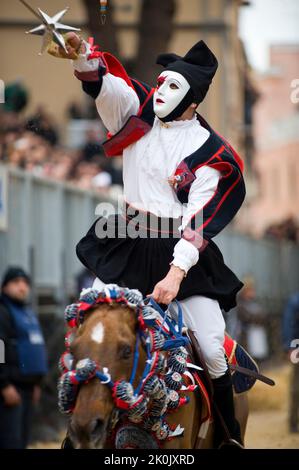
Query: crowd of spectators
264 217 299 244
0 105 121 193
1 85 298 244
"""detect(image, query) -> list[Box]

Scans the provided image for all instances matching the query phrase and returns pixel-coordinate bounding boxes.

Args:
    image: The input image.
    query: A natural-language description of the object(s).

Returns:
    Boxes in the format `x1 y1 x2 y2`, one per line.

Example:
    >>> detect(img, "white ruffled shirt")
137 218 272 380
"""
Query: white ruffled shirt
73 49 221 274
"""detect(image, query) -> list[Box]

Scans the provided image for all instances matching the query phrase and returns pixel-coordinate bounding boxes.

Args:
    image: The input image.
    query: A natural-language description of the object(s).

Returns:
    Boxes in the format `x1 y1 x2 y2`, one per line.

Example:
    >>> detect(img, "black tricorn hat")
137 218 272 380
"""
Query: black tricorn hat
156 40 218 103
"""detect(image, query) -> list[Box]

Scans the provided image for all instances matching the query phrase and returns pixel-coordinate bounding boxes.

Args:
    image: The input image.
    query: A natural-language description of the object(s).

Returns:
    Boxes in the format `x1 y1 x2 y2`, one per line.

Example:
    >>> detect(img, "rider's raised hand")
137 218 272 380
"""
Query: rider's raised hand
48 32 85 60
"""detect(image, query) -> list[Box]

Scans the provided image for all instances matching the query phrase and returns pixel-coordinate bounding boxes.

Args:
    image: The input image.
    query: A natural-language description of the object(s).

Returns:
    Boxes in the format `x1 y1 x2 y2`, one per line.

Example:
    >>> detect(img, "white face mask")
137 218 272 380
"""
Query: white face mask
153 71 191 119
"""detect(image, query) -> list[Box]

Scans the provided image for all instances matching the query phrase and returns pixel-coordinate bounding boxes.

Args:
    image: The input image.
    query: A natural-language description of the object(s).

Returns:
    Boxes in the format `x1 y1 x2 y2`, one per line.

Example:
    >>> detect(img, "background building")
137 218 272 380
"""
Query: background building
240 45 299 237
1 1 299 448
0 0 252 152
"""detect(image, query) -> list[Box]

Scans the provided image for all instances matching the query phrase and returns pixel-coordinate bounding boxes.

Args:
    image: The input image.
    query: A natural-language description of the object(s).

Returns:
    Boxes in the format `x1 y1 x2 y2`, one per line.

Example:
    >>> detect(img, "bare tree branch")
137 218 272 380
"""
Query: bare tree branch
132 0 176 85
82 0 176 85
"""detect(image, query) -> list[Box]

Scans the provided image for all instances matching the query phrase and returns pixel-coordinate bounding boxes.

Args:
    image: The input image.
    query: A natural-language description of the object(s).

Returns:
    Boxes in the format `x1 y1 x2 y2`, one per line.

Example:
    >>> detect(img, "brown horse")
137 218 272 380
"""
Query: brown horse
64 300 249 449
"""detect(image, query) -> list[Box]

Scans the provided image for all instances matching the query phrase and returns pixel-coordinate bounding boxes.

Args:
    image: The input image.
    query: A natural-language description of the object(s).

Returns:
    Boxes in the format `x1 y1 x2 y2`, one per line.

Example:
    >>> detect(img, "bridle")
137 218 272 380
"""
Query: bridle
58 284 198 444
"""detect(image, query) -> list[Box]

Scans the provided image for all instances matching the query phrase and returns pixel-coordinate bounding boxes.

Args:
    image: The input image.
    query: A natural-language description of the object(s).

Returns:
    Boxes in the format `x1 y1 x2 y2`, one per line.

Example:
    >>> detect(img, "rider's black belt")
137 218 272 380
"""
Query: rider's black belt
121 203 182 238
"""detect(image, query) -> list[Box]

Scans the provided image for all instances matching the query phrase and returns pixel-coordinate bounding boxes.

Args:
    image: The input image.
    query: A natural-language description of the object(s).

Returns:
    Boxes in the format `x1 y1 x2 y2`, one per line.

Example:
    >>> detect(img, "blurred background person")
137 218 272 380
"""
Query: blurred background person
235 276 269 362
0 0 298 449
282 292 299 433
0 267 48 449
81 129 103 163
26 105 59 147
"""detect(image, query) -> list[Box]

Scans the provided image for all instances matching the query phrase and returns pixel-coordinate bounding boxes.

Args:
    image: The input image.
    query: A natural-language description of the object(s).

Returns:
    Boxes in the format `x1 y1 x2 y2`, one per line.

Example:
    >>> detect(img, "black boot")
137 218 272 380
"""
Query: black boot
212 369 243 448
61 435 74 449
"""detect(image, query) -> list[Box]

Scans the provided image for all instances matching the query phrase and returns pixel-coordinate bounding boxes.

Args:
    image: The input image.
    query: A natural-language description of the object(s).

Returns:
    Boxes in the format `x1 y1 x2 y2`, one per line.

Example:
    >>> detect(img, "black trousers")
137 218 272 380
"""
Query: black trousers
0 387 33 449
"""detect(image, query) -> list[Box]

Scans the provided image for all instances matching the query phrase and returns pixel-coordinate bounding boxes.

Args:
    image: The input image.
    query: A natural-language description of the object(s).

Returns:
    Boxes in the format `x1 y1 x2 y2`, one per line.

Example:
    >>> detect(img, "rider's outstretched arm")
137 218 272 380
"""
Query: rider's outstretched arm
72 39 139 135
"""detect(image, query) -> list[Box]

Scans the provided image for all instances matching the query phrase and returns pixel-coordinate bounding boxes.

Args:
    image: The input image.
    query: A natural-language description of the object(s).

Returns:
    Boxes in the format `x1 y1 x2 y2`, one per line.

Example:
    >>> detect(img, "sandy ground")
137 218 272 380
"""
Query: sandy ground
30 365 299 450
246 409 298 449
245 363 299 449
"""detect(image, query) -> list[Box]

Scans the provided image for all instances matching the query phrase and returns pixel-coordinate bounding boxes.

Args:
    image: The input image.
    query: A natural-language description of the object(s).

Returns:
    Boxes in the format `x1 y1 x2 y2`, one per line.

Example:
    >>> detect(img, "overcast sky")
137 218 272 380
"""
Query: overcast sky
238 0 299 71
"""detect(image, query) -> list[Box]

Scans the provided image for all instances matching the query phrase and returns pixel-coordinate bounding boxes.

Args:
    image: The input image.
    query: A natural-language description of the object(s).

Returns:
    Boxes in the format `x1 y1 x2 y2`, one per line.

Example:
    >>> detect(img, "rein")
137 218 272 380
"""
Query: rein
58 285 198 444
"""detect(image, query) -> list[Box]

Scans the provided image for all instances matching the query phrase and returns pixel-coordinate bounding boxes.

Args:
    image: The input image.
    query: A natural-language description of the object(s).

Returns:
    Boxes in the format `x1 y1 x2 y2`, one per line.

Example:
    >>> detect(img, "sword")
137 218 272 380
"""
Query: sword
19 0 45 23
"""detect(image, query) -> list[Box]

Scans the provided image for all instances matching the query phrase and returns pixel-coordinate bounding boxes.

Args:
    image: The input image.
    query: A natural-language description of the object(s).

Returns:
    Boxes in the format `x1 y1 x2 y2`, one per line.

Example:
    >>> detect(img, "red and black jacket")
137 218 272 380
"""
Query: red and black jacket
75 44 155 157
174 115 245 246
76 48 245 249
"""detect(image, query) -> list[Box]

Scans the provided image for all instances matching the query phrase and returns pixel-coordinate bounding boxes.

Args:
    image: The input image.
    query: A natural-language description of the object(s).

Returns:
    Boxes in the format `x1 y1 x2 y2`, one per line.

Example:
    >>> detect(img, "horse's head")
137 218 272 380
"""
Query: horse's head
59 286 195 449
67 302 143 448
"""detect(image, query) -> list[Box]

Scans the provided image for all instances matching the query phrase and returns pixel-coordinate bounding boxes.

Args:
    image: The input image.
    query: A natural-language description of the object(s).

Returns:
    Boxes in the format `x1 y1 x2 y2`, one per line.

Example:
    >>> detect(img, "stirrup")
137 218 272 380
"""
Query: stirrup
218 438 244 449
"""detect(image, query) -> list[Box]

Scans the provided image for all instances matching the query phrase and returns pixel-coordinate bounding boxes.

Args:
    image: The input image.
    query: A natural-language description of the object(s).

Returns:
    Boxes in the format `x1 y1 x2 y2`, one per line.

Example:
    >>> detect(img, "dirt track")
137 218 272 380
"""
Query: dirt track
32 410 299 450
31 365 299 450
246 409 298 449
245 364 299 449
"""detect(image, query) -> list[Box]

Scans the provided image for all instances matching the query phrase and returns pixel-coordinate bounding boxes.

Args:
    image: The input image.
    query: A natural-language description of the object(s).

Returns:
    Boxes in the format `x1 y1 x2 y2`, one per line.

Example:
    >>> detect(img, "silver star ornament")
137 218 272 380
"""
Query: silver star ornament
20 1 81 55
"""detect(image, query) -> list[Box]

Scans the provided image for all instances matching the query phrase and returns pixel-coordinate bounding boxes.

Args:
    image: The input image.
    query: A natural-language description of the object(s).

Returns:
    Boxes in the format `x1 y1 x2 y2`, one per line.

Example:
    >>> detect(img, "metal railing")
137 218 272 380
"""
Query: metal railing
0 165 104 304
1 164 298 312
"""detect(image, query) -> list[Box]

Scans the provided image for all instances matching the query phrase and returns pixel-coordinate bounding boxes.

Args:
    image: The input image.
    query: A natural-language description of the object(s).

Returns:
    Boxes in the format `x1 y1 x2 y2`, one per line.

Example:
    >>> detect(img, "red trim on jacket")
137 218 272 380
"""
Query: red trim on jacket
192 145 225 173
137 88 155 117
132 78 150 95
103 116 152 157
181 176 220 233
74 69 100 82
214 131 244 173
182 227 209 252
101 52 135 91
196 173 241 232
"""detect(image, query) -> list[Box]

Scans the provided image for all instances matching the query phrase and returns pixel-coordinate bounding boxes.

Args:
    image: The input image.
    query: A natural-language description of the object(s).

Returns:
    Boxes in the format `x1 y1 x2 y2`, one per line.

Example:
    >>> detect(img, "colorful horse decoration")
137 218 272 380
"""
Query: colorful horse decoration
58 284 271 449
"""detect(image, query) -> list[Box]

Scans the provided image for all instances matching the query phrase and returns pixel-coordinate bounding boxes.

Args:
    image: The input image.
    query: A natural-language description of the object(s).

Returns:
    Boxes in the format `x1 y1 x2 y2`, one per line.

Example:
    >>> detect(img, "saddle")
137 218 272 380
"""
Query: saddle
187 330 275 396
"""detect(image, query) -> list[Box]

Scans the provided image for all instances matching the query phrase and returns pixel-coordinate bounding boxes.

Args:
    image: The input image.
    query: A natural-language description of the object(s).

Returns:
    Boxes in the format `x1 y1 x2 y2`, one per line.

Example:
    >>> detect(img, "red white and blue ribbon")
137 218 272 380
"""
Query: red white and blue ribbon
58 284 200 443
